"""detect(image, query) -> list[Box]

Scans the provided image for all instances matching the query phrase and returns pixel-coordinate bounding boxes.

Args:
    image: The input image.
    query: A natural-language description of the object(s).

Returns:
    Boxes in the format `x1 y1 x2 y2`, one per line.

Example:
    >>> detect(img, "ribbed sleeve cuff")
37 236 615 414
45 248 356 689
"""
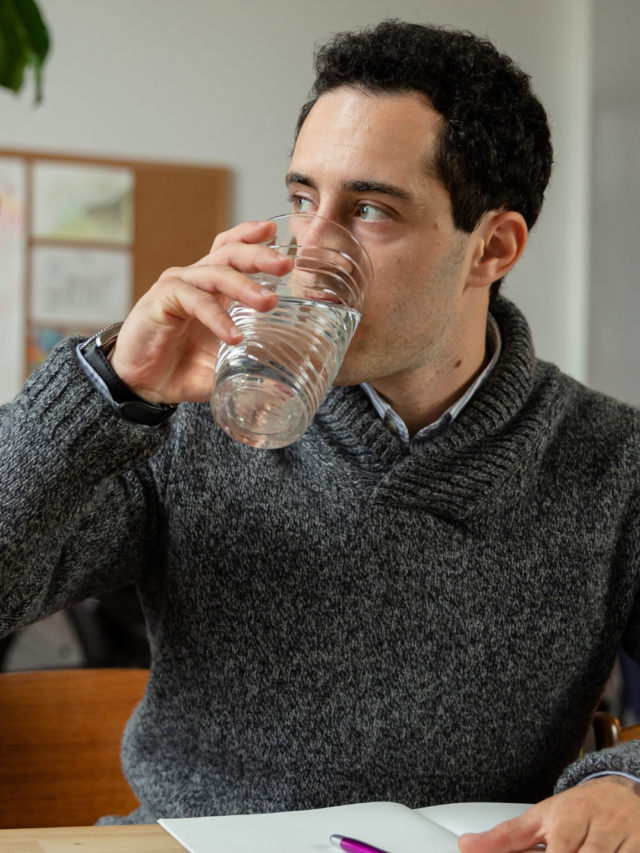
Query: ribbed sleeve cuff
18 336 170 473
579 770 640 786
555 741 640 792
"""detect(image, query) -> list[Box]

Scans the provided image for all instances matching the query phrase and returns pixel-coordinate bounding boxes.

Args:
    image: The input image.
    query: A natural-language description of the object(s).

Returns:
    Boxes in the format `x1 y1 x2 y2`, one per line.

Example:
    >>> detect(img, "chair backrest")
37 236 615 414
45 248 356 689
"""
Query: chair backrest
622 722 640 742
0 668 149 829
1 672 633 830
592 711 640 750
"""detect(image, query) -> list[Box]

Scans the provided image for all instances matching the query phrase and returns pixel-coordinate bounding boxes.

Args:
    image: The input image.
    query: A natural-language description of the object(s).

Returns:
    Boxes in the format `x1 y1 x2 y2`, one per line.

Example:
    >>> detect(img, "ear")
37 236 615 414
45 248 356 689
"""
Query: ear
466 211 528 289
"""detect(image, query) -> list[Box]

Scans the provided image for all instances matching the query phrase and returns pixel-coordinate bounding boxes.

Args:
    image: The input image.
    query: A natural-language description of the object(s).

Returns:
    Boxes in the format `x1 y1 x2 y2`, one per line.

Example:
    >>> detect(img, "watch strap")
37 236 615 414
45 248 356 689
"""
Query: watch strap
81 324 178 428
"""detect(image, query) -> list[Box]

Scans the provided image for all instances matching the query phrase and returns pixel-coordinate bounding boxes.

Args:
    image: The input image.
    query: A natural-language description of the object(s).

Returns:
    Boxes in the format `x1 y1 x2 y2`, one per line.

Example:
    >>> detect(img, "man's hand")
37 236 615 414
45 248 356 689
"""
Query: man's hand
109 220 294 405
458 776 640 853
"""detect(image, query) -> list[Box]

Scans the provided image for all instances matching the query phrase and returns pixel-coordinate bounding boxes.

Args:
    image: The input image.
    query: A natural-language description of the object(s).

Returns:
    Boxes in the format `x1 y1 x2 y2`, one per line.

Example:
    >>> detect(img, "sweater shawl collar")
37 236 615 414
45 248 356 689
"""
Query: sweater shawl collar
314 297 567 520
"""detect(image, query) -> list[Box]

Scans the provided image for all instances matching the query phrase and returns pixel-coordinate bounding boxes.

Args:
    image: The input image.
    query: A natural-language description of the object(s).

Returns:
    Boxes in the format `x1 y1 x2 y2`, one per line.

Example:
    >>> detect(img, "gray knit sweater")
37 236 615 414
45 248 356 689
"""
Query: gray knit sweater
2 298 640 823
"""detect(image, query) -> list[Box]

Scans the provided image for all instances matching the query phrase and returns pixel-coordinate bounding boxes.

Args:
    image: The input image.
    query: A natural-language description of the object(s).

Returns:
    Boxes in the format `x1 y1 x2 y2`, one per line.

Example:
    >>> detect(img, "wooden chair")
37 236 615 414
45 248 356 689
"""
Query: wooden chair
0 669 636 830
591 710 640 750
0 668 149 829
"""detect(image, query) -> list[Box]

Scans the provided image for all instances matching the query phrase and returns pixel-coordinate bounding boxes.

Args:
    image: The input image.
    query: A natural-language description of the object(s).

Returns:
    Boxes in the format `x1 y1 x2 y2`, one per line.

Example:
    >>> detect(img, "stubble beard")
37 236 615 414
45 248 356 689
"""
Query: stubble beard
333 232 469 388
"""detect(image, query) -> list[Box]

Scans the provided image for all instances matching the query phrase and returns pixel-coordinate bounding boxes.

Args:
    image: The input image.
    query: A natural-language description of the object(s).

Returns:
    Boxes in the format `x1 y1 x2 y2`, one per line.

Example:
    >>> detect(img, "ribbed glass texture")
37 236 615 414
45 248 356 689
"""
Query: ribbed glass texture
210 214 372 449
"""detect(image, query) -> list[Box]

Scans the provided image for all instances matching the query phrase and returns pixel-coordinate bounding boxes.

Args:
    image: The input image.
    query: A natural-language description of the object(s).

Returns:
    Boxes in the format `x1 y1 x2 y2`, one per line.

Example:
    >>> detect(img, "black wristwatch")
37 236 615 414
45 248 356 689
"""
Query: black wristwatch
80 323 178 428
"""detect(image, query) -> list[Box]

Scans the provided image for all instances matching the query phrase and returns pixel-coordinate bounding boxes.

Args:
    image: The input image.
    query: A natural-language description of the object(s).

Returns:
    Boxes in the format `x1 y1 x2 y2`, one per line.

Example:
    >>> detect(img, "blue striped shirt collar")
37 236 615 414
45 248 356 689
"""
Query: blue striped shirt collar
360 313 502 454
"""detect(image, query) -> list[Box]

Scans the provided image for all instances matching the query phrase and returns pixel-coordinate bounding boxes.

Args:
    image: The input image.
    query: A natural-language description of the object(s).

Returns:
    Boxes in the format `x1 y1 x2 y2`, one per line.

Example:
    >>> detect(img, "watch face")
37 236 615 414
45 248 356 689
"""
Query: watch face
95 322 124 352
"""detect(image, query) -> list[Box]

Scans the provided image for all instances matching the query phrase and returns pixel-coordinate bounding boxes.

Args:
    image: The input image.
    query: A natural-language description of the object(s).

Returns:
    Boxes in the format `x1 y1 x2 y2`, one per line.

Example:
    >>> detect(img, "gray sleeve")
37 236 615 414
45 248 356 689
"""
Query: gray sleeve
555 498 640 792
555 742 640 792
0 336 172 638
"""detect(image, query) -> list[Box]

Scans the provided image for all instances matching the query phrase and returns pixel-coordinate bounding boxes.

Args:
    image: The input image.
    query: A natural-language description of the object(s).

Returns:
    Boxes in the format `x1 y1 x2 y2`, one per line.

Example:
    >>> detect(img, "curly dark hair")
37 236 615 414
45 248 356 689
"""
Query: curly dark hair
295 20 554 301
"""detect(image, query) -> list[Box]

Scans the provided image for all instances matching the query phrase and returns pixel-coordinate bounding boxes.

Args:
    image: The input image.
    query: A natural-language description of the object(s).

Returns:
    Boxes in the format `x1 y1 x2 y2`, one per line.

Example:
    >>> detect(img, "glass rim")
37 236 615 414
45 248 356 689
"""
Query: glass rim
266 212 374 286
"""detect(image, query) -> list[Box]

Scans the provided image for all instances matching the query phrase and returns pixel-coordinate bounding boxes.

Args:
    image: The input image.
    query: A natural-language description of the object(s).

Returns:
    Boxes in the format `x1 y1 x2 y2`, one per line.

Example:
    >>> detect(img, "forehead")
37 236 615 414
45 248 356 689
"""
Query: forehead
291 88 442 186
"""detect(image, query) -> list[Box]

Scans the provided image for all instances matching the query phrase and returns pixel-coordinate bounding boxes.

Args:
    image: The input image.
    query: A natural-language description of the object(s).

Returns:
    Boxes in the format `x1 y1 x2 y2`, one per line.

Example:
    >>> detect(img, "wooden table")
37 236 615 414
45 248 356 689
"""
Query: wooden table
0 824 183 852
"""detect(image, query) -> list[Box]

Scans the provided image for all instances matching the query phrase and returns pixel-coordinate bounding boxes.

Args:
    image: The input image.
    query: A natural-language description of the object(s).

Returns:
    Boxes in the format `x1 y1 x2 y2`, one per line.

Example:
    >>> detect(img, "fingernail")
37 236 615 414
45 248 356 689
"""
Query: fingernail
260 286 274 297
231 324 242 338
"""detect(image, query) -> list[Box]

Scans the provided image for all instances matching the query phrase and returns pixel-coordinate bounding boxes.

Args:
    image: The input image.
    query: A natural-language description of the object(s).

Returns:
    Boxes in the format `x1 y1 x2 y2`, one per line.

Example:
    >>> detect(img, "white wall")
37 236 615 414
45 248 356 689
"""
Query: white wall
589 0 640 406
0 0 593 385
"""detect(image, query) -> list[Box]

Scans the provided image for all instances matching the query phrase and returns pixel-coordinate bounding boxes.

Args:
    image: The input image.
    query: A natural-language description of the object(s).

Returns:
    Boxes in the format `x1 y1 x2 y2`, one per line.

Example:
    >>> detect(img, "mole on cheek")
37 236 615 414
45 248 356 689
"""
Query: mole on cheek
454 359 462 369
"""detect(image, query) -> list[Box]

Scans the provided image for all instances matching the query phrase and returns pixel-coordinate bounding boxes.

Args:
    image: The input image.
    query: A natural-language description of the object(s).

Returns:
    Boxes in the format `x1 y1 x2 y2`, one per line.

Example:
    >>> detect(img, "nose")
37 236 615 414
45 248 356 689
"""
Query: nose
290 211 342 250
282 212 373 306
299 214 363 270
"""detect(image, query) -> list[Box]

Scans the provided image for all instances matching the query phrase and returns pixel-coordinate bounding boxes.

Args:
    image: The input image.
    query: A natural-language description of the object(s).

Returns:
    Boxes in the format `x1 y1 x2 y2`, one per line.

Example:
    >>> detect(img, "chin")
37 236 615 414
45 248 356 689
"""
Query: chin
333 341 390 386
333 355 373 387
332 376 359 388
332 371 358 388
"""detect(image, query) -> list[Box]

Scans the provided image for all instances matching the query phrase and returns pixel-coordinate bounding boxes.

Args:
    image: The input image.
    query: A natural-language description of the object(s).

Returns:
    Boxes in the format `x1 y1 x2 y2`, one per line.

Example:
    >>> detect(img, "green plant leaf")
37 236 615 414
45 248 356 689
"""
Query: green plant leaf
0 5 27 92
0 0 49 102
13 0 48 61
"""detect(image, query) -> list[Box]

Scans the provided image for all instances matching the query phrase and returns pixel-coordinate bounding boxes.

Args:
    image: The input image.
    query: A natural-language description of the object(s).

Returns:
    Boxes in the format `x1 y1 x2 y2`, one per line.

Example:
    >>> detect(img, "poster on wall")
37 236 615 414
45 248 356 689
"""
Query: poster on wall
32 162 134 244
31 245 132 326
0 156 26 405
27 324 101 374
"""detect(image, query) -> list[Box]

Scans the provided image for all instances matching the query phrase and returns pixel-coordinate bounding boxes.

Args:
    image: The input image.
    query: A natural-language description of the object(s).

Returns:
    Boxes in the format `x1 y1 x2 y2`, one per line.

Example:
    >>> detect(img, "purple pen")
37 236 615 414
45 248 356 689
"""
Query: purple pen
330 834 391 853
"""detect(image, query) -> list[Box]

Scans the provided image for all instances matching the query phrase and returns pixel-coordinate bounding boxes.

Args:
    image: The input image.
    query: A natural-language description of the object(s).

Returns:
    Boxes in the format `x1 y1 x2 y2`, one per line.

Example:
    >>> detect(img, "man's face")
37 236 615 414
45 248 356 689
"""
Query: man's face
287 87 475 387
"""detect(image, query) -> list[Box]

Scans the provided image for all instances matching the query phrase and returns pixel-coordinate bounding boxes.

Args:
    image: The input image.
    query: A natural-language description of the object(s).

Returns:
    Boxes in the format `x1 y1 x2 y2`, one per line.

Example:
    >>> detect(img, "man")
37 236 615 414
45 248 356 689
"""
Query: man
2 19 640 852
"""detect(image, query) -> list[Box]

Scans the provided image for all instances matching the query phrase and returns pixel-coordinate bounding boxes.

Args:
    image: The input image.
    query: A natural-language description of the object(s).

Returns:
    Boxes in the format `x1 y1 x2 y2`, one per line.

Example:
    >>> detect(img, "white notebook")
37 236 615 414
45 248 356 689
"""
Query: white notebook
159 800 534 853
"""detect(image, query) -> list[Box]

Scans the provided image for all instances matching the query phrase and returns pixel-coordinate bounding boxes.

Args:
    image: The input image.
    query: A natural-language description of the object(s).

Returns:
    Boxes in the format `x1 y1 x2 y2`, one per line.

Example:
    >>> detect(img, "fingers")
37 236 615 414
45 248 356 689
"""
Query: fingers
158 239 298 319
459 812 543 853
619 840 640 853
543 819 590 853
158 263 278 315
572 829 626 853
460 778 640 853
459 811 627 853
172 222 295 316
109 220 291 402
210 219 277 251
194 239 294 278
152 276 244 345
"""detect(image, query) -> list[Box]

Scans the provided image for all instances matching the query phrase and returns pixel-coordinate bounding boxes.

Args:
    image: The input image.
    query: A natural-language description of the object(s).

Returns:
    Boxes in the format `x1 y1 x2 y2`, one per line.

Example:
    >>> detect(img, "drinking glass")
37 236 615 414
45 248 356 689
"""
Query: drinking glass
210 213 373 449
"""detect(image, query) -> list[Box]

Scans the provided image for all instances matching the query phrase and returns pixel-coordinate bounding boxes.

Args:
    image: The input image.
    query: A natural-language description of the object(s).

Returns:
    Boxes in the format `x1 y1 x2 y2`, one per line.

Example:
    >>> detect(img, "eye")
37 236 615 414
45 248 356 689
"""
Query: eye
290 196 315 214
356 203 390 222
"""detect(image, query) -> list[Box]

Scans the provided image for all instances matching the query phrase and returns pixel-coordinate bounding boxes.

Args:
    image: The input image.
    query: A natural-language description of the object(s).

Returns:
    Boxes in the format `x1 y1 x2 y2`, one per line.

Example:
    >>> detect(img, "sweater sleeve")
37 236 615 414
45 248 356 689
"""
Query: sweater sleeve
0 336 172 638
554 743 640 792
555 502 640 792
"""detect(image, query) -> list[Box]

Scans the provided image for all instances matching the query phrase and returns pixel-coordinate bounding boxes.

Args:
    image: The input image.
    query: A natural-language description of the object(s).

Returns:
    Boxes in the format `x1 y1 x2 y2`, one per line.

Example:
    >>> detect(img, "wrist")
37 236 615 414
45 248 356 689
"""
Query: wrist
108 340 167 404
580 773 640 792
79 324 177 428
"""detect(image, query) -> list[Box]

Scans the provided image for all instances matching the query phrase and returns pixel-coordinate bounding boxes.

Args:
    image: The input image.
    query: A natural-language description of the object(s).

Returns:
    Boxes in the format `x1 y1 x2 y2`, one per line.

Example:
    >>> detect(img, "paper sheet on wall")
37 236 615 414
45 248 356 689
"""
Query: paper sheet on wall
27 323 102 374
0 156 27 405
31 245 132 325
33 161 134 244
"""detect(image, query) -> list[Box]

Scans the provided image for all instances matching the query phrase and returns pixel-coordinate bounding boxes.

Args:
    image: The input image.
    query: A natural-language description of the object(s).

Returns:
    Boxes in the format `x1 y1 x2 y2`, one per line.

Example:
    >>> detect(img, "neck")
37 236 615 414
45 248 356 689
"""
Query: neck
369 314 490 440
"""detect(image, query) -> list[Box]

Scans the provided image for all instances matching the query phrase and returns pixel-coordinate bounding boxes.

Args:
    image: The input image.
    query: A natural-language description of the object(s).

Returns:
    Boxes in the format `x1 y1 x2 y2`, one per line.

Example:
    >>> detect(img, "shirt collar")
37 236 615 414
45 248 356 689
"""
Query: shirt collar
360 313 502 454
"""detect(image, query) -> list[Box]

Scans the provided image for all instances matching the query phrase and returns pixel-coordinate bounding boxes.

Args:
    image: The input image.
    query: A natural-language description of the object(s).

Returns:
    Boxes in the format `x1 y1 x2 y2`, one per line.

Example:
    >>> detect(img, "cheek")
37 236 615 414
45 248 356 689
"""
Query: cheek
366 241 446 298
362 252 436 324
355 286 414 349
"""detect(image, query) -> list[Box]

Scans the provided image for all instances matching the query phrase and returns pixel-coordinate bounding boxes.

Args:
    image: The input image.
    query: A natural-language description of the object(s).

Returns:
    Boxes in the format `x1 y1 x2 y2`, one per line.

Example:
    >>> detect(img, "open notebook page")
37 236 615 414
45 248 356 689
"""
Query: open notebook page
159 801 461 853
417 802 533 835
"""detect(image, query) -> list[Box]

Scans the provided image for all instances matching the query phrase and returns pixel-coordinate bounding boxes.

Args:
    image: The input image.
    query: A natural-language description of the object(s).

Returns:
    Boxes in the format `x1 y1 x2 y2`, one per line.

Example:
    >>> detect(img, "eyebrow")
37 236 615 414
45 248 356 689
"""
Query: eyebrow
285 172 415 205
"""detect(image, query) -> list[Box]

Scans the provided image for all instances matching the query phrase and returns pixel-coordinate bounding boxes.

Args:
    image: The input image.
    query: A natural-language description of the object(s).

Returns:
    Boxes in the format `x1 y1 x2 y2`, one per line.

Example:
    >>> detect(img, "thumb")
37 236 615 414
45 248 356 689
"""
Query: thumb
458 813 542 853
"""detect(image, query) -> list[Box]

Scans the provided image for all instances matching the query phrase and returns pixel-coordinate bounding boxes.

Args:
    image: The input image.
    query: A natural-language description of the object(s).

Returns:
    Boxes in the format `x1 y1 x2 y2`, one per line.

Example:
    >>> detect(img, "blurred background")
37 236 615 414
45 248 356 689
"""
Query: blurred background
0 0 639 722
